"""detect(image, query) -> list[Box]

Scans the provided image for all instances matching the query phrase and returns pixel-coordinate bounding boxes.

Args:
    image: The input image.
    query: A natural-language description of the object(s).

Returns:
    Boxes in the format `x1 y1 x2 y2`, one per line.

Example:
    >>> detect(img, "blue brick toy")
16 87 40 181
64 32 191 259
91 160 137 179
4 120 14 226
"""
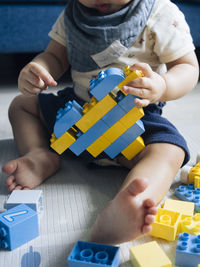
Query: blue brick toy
175 232 200 267
0 204 39 250
174 184 200 212
67 240 120 267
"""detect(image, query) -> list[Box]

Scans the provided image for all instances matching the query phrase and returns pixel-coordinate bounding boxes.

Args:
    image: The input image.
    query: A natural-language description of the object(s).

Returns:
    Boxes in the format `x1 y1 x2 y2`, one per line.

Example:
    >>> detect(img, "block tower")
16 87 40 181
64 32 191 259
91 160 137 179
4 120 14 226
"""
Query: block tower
50 66 145 160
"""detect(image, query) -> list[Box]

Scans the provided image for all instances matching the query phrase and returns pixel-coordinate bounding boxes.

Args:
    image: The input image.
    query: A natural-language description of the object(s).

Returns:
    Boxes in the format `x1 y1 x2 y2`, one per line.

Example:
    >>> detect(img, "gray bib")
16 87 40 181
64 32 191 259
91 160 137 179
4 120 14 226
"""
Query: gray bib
64 0 155 72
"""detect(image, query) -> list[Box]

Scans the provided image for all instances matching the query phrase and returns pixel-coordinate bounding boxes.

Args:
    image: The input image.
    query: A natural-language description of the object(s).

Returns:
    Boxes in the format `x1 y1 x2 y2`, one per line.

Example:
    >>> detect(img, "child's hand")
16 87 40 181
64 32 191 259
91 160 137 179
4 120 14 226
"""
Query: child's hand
122 63 167 108
18 62 57 95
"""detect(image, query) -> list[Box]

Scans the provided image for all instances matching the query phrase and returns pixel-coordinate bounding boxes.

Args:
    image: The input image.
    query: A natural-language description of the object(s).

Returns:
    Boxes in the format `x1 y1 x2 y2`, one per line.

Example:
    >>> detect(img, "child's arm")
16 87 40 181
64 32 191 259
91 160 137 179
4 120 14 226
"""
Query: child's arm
18 39 69 95
122 51 199 107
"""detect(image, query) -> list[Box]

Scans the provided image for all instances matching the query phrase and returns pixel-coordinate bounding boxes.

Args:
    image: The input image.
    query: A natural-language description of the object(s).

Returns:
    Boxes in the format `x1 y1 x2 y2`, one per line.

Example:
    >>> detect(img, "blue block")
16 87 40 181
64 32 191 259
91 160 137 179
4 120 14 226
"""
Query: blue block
175 233 200 267
0 204 39 250
89 68 125 101
67 240 120 267
101 104 126 127
117 93 137 113
69 120 109 156
174 184 200 212
54 100 83 138
104 120 145 159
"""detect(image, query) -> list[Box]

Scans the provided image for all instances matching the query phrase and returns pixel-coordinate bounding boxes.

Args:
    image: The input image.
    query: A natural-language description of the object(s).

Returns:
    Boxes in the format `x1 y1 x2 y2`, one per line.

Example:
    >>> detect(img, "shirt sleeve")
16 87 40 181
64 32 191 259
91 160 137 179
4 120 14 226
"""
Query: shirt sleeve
149 0 195 63
48 10 66 47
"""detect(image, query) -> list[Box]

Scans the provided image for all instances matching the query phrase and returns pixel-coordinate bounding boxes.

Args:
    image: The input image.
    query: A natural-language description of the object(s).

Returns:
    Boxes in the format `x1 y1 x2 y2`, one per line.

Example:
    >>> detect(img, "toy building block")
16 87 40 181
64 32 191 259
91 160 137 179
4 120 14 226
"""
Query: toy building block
150 208 181 241
174 184 200 212
0 204 39 250
175 232 200 267
130 241 172 267
67 240 120 267
54 100 83 138
179 213 200 235
4 190 43 213
180 162 200 188
89 68 125 101
104 120 145 159
116 66 143 95
163 199 194 217
121 136 145 160
50 129 76 154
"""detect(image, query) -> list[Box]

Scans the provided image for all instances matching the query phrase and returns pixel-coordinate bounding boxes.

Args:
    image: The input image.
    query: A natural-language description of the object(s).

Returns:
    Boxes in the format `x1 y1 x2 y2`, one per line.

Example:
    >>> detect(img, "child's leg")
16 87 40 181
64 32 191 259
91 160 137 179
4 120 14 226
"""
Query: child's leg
90 143 185 245
2 95 60 191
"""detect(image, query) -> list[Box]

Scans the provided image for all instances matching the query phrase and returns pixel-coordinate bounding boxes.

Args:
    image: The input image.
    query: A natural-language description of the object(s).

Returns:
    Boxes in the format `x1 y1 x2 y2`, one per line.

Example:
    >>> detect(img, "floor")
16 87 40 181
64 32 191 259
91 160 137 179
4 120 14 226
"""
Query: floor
0 60 200 267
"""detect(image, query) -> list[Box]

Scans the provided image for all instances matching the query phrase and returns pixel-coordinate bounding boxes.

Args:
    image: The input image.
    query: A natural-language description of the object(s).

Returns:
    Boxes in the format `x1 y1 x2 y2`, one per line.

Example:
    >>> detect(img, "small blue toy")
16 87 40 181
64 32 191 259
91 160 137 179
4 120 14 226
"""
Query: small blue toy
0 204 39 250
67 240 120 267
175 232 200 267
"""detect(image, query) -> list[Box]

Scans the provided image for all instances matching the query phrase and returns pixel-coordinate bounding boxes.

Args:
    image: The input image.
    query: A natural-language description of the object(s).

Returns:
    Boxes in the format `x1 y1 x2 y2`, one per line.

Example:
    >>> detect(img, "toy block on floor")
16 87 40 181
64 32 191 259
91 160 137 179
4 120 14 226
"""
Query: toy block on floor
175 232 200 267
179 213 200 235
4 190 43 213
0 204 39 250
163 199 194 217
67 240 120 267
130 241 172 267
150 208 181 241
174 184 200 212
188 162 200 184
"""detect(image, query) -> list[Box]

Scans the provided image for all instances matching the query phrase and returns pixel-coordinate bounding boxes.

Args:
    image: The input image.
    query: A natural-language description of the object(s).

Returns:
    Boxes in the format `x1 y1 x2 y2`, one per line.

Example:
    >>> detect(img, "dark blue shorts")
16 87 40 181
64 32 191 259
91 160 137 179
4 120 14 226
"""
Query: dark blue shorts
38 87 190 166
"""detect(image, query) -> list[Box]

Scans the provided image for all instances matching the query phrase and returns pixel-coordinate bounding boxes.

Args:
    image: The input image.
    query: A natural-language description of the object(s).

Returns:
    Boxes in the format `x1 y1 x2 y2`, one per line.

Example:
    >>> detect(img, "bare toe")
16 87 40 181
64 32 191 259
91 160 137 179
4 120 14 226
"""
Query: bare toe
145 214 155 225
147 206 158 215
142 224 152 234
125 178 148 197
2 160 18 174
5 175 15 186
8 182 17 192
15 185 23 190
143 198 155 208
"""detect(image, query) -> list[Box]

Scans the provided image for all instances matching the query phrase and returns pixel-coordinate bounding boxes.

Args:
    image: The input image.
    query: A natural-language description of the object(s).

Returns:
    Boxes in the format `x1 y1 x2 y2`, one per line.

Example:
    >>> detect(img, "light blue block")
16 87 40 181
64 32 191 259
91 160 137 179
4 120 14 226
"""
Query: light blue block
175 233 200 267
104 120 145 159
69 120 109 156
174 184 200 212
0 204 39 250
89 68 125 101
4 190 43 213
67 240 120 267
54 100 83 138
117 93 137 113
101 104 126 127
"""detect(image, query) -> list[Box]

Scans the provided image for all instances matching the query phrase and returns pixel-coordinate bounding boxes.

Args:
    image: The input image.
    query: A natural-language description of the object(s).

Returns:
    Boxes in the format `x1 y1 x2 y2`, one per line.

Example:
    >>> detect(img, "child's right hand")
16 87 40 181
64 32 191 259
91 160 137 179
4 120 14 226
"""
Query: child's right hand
18 62 57 95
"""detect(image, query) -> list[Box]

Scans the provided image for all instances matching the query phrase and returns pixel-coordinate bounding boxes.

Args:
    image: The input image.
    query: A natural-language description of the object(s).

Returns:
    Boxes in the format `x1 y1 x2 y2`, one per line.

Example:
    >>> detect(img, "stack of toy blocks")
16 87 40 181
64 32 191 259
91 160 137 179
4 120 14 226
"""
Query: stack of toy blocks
0 190 42 250
50 66 145 160
67 240 120 267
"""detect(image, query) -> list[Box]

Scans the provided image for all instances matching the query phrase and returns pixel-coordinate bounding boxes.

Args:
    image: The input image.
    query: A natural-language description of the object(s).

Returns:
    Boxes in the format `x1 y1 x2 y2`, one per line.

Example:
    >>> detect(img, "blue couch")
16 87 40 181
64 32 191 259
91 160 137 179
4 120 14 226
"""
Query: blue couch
0 0 199 53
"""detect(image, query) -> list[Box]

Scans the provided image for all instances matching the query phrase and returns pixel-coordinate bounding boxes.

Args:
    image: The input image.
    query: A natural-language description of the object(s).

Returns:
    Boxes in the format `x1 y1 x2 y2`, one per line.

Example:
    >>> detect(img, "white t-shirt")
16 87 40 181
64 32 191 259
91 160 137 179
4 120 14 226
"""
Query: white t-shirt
49 0 195 101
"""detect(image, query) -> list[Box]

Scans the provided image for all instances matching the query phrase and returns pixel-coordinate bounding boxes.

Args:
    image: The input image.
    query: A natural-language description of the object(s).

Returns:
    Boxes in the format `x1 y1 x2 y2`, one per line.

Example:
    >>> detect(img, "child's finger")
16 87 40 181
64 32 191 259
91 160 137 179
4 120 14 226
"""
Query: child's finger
29 63 57 86
26 72 46 90
23 80 43 95
134 98 150 108
130 63 152 77
123 86 149 99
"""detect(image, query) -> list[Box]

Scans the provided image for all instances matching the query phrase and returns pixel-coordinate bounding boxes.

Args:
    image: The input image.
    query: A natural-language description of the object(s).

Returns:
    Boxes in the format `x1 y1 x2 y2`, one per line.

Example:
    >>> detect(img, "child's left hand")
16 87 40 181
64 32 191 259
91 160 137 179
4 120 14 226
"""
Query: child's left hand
122 63 167 108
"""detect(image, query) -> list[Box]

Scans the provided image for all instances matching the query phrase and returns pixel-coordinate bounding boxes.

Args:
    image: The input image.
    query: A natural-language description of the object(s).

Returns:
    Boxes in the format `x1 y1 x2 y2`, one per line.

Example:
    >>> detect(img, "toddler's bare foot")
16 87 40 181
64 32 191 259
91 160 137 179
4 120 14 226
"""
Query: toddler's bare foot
2 148 60 191
90 178 157 245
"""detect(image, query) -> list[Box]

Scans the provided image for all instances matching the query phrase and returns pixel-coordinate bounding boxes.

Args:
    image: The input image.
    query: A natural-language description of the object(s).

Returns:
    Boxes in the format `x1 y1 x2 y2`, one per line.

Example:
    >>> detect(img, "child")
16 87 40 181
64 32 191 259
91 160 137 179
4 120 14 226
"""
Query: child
2 0 199 245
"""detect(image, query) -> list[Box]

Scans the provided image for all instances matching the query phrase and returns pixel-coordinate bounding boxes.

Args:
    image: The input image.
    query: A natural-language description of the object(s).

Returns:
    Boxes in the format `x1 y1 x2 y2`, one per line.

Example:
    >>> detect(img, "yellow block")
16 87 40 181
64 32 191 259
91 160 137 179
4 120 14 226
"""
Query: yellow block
188 162 200 183
150 208 181 241
194 176 200 188
75 94 117 132
117 69 143 95
121 136 145 160
180 213 200 235
163 199 194 217
130 241 172 267
119 106 144 129
50 129 76 154
86 135 111 158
